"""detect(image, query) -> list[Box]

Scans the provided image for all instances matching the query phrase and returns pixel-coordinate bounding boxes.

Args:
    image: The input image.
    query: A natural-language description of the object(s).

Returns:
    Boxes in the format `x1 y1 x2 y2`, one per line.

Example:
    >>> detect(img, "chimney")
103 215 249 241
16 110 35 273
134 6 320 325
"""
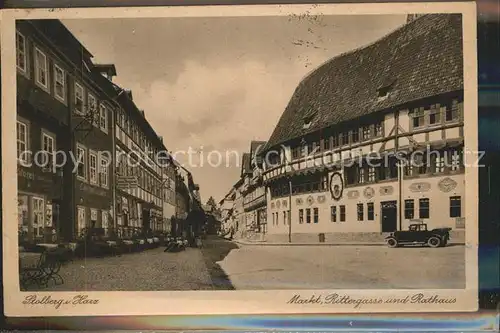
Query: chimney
94 64 117 81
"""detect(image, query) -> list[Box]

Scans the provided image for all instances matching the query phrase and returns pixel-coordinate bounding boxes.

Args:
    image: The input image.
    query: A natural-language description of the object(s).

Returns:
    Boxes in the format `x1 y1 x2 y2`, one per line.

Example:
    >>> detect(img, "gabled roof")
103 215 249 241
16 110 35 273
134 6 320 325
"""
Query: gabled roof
265 14 464 150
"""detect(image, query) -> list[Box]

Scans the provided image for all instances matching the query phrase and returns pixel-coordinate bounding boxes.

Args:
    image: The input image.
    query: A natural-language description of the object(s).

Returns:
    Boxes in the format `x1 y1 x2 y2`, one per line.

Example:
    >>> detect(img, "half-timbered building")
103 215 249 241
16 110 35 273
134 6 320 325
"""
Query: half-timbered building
261 14 466 243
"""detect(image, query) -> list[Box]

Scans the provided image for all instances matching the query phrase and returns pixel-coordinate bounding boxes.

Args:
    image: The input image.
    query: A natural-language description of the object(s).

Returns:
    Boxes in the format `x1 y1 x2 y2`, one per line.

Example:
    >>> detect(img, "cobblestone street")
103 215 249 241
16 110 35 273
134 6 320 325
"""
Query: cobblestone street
217 244 466 290
45 237 237 291
41 238 465 291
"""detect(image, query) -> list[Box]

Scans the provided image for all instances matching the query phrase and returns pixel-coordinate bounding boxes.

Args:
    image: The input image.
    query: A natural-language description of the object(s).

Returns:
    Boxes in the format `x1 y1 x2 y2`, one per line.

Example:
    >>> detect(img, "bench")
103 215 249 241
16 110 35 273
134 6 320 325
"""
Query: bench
19 249 64 290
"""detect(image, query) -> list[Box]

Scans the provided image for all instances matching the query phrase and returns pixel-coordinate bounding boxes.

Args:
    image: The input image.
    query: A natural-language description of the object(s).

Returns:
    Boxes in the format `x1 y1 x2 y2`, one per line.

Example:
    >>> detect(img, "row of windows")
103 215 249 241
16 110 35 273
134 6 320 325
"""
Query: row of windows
404 196 462 219
75 144 110 189
291 122 384 160
270 174 329 199
412 103 460 129
116 152 163 199
16 119 56 170
116 112 163 160
16 31 110 135
270 196 462 226
344 149 463 186
77 206 110 236
271 211 291 226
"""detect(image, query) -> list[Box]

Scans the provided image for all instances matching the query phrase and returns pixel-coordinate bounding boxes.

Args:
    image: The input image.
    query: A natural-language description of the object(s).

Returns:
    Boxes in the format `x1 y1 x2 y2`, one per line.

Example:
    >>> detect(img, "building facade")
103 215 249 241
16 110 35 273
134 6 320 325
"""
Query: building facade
114 88 166 238
16 20 117 243
261 14 466 243
162 162 177 233
16 19 196 244
242 141 267 239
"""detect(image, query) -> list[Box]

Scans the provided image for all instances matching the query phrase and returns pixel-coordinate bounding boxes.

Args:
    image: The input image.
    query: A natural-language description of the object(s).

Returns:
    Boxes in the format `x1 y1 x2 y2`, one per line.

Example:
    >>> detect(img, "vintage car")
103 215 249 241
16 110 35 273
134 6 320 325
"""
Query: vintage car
385 223 452 248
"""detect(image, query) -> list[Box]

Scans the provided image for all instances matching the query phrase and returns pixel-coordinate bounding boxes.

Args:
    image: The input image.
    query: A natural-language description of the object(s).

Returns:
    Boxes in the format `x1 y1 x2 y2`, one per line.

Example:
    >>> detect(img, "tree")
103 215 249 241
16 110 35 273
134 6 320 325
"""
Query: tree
206 196 221 219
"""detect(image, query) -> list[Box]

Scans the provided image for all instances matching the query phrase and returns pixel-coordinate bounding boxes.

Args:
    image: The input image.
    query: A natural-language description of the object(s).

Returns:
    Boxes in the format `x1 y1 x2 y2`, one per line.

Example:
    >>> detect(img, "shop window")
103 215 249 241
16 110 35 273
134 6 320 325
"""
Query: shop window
18 195 29 234
32 197 45 238
77 206 86 236
90 208 98 228
450 196 461 218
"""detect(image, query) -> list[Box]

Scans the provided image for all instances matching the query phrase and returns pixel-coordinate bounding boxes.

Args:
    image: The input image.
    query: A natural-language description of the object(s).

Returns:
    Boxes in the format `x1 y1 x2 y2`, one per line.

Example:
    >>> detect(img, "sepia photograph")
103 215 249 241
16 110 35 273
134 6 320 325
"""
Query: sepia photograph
2 3 478 316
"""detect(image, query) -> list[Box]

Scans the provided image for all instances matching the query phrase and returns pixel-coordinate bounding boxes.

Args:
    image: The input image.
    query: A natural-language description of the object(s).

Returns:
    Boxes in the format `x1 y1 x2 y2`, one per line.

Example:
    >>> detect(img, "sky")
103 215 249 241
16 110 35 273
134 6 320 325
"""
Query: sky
62 14 406 203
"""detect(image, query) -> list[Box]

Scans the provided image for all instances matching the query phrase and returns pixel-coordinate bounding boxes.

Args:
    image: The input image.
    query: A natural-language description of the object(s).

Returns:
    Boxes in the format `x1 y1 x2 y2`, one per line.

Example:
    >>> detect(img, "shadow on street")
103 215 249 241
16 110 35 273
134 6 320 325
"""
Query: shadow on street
200 236 239 290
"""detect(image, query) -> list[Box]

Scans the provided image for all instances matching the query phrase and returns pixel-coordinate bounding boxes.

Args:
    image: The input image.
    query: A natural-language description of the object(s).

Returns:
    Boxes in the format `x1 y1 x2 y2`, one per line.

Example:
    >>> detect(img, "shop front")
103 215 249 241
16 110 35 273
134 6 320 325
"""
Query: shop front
18 166 63 244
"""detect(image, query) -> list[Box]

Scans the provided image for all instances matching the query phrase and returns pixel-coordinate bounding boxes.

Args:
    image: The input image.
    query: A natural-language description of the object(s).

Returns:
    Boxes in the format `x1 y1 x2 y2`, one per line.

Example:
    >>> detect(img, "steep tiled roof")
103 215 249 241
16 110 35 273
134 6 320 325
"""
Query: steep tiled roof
265 14 463 150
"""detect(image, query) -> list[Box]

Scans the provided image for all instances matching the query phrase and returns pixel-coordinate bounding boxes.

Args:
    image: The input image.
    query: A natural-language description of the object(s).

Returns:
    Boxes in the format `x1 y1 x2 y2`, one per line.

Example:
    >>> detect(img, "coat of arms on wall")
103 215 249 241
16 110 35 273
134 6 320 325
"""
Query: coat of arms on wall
317 195 326 203
307 195 315 206
363 187 375 199
379 186 394 195
347 190 359 199
438 177 457 193
296 198 303 206
276 200 281 209
330 172 343 201
409 182 431 193
282 200 288 207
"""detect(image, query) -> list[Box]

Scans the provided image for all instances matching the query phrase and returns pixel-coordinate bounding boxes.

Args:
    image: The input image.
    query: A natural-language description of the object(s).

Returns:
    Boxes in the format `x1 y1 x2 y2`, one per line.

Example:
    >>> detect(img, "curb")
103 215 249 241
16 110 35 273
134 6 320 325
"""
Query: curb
233 240 466 247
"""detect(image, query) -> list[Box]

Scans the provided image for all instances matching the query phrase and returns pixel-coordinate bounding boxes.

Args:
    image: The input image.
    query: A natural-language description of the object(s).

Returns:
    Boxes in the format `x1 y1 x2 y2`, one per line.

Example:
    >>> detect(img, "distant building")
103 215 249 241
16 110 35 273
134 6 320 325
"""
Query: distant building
242 141 267 238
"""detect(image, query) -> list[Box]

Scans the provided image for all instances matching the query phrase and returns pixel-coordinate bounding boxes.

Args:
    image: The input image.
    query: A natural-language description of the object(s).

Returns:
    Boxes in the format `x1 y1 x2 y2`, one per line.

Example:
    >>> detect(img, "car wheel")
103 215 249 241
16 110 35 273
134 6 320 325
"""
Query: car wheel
386 237 398 248
427 236 441 248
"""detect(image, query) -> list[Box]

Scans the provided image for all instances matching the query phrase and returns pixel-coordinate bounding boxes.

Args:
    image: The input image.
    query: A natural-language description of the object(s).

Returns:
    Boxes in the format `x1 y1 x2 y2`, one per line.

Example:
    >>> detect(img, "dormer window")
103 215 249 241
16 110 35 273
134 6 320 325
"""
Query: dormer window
377 79 396 100
303 114 314 129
